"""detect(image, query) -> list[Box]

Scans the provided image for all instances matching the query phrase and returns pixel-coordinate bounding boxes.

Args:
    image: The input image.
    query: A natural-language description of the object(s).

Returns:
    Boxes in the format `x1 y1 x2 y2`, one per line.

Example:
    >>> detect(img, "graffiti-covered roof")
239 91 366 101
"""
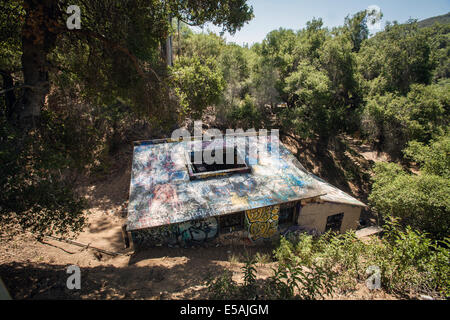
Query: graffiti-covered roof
127 135 365 231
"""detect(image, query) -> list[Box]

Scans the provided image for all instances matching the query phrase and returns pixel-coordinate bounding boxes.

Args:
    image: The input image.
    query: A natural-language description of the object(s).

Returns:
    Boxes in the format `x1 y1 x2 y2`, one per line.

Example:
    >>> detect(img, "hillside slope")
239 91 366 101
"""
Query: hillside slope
418 12 450 28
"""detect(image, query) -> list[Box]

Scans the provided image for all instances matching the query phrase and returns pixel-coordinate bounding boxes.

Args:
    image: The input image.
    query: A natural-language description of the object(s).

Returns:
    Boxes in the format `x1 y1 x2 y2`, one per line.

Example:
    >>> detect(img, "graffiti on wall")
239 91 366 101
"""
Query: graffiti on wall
178 217 218 244
131 224 179 247
132 217 218 247
219 212 244 233
245 205 280 241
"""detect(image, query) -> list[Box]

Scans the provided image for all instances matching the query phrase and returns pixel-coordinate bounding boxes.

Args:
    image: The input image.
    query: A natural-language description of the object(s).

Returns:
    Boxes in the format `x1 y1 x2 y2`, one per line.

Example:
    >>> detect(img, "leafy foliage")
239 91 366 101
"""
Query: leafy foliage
274 222 449 298
171 56 225 118
359 21 434 94
0 115 87 238
209 220 449 300
1 3 449 299
207 254 336 300
404 134 450 178
366 219 449 297
0 0 254 238
369 143 450 239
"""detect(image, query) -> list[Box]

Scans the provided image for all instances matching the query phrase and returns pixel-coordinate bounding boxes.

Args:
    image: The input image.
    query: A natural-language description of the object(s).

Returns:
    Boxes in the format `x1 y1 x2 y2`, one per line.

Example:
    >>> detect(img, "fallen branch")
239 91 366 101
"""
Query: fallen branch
44 235 131 257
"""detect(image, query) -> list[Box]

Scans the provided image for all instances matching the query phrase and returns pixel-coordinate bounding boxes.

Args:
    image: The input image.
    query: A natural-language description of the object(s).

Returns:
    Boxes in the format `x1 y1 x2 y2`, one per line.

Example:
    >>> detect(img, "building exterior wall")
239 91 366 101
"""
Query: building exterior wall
297 202 361 233
131 216 219 248
130 201 362 248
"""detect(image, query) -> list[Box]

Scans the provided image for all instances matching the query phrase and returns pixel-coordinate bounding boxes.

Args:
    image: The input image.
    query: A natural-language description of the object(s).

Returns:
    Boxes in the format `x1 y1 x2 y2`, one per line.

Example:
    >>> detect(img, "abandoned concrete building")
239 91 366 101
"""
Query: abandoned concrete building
126 134 366 248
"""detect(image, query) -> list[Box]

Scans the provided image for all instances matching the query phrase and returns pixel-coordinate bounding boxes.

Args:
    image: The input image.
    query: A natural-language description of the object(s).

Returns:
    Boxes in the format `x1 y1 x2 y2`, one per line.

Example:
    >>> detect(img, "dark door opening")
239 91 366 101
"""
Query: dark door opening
279 205 295 225
219 212 244 233
325 213 344 233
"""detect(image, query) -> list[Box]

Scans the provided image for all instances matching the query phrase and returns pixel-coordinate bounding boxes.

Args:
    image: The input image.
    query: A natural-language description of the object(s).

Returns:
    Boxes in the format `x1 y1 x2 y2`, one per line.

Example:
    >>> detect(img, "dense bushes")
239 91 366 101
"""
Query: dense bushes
0 0 254 239
207 221 449 300
368 223 449 296
362 82 449 156
370 165 449 239
207 251 337 300
358 22 434 94
404 134 450 178
369 134 450 239
175 14 449 163
0 115 87 238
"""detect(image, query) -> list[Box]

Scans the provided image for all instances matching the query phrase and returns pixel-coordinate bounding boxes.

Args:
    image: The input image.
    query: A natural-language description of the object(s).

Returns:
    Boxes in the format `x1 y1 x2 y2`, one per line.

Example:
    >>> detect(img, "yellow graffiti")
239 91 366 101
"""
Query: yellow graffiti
246 206 279 222
249 221 278 239
246 205 280 241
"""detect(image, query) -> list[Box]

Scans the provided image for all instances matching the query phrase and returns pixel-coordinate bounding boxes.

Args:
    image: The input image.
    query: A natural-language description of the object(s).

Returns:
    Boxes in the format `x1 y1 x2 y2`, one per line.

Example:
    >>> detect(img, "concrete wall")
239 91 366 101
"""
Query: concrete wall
130 201 362 248
298 202 362 233
131 216 219 248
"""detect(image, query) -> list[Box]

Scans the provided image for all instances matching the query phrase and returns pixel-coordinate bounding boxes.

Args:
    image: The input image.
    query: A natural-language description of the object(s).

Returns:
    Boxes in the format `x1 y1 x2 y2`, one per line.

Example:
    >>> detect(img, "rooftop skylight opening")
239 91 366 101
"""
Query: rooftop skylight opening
186 146 251 180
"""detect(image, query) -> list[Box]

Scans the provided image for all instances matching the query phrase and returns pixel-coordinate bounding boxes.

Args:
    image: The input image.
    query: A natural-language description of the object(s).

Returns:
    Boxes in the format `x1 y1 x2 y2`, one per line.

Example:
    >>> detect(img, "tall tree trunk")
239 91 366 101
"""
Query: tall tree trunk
0 70 16 119
160 16 173 67
317 133 330 156
17 0 59 129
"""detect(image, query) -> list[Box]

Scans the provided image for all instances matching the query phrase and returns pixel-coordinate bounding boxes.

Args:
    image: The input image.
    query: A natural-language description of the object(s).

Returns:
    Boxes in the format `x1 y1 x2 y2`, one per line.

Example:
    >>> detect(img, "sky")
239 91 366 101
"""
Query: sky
193 0 450 46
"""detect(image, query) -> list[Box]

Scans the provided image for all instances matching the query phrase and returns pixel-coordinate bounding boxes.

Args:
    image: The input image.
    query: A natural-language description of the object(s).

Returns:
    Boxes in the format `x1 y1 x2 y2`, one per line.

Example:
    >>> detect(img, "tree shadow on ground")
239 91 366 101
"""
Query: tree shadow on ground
0 258 227 300
0 241 277 300
128 242 275 265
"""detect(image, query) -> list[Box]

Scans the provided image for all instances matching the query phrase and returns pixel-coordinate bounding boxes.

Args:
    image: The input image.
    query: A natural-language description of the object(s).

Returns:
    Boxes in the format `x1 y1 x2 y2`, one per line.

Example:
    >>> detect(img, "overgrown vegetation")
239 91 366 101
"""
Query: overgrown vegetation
173 10 449 244
0 0 253 237
208 219 449 299
207 253 337 300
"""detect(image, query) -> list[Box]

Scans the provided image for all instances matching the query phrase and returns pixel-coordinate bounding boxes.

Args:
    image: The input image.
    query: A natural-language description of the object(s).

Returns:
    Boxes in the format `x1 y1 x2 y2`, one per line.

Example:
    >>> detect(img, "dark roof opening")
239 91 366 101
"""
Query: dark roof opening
186 146 251 179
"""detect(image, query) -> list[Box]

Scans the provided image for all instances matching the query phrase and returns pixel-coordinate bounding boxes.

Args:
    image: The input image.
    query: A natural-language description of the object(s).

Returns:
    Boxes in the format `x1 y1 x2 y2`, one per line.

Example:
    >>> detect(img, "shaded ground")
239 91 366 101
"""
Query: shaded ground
0 234 395 300
0 137 395 300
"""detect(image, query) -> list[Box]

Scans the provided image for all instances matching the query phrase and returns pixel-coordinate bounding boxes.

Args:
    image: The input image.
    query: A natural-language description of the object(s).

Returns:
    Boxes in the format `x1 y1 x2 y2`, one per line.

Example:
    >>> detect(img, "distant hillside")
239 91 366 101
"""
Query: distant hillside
418 12 450 28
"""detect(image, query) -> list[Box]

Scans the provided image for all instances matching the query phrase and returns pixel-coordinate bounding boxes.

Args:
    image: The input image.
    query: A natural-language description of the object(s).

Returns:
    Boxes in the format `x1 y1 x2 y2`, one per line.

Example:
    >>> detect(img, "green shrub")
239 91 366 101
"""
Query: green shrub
293 233 315 266
206 270 239 300
264 257 336 300
171 56 225 118
273 236 296 265
369 162 450 240
404 134 450 179
362 220 449 297
227 94 262 128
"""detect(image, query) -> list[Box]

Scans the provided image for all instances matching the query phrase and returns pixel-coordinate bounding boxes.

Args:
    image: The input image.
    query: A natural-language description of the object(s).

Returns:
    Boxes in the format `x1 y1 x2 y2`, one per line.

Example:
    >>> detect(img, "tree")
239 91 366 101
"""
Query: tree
0 0 254 237
269 22 360 148
361 81 449 156
344 9 383 52
369 134 450 240
359 21 434 94
2 0 253 129
171 55 225 118
404 134 450 179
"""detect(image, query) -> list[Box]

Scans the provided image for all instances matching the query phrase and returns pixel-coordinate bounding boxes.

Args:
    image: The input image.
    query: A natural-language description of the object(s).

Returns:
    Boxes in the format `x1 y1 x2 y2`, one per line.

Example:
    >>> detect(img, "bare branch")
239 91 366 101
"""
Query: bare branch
0 85 36 95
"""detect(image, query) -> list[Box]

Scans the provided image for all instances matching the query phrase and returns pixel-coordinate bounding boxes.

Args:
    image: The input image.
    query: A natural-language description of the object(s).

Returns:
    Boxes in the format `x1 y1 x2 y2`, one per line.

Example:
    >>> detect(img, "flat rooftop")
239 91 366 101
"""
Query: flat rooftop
127 135 365 231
